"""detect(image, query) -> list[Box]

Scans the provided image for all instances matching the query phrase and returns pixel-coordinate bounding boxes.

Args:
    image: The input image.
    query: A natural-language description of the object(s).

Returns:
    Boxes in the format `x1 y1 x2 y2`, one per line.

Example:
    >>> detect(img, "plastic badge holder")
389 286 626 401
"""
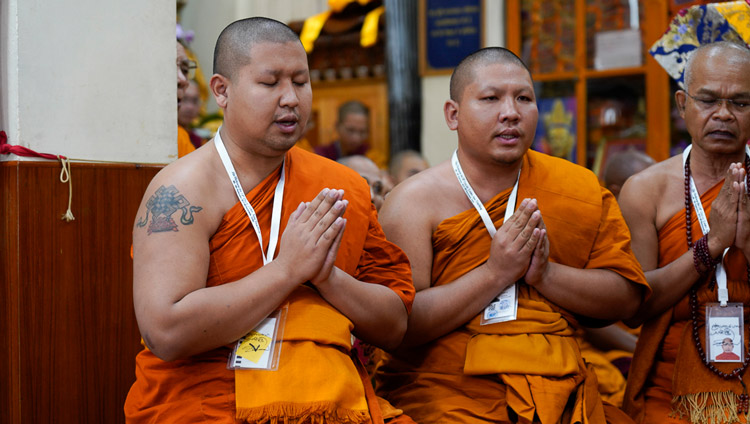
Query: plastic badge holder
706 302 744 363
228 305 288 371
480 283 518 325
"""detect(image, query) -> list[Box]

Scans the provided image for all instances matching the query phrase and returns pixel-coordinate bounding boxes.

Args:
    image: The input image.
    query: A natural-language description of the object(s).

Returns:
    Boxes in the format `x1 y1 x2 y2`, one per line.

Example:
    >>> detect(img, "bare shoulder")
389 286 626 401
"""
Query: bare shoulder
380 160 465 233
134 144 235 239
620 154 684 231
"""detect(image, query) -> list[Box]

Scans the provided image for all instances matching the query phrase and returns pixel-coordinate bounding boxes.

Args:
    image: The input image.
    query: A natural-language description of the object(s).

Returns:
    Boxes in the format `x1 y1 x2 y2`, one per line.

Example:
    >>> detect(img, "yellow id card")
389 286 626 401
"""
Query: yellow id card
228 306 287 371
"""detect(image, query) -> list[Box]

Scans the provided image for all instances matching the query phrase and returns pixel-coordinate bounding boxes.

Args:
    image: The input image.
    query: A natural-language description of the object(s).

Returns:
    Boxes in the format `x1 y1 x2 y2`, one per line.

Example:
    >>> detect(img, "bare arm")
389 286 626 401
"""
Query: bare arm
620 167 739 327
381 182 543 348
134 183 346 361
315 266 408 350
584 325 637 353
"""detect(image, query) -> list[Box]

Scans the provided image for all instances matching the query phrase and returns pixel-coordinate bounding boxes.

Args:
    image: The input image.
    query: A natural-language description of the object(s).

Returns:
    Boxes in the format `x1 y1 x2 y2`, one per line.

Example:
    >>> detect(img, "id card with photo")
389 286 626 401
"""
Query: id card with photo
228 306 287 371
706 303 744 363
481 283 518 325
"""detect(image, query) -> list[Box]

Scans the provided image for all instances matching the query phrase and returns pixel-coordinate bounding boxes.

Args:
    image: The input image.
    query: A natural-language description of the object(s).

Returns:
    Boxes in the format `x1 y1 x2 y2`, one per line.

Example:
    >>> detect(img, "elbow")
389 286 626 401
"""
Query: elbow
141 330 186 362
617 284 646 322
379 313 409 351
137 318 194 362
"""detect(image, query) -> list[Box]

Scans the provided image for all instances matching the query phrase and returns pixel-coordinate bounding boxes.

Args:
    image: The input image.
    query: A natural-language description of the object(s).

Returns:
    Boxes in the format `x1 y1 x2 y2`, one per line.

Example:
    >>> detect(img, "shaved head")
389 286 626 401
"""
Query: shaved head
603 149 655 198
450 47 532 102
213 17 302 79
684 41 750 91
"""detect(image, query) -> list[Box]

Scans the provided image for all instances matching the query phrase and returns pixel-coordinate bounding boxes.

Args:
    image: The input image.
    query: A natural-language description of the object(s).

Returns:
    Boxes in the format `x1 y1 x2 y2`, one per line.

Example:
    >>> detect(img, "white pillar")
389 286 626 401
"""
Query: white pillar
1 0 176 163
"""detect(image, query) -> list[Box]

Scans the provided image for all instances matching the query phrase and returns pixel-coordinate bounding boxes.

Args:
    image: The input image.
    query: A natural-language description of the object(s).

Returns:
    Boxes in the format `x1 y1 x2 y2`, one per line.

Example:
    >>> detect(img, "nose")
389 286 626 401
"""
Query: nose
498 97 521 123
279 79 300 108
713 99 735 120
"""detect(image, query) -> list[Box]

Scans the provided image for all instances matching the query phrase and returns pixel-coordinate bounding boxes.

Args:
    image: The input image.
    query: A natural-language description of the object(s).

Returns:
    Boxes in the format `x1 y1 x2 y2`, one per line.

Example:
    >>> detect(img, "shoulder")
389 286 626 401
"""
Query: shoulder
620 154 682 210
136 143 235 236
524 151 602 203
380 160 465 232
290 147 370 194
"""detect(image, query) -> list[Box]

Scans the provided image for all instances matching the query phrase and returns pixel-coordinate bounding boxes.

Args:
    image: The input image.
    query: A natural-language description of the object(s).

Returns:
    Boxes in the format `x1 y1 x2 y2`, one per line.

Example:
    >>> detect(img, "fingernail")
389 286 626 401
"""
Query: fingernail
321 188 329 196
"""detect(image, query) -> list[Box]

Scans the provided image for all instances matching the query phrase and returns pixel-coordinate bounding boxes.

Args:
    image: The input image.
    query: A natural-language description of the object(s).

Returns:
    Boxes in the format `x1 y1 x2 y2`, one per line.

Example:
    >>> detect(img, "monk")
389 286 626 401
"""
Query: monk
177 41 196 158
389 150 429 186
124 17 414 423
374 47 648 423
620 42 750 424
339 155 388 211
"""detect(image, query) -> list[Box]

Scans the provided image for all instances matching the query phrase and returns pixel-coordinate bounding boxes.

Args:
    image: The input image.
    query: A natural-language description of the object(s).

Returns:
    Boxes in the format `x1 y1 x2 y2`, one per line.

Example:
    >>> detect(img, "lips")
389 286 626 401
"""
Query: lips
275 114 299 133
706 128 736 139
495 128 522 142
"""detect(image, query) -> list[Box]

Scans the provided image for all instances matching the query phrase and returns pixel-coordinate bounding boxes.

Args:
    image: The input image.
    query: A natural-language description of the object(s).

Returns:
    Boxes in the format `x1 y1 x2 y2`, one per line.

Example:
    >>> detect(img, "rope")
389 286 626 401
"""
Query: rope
59 156 74 222
1 131 75 222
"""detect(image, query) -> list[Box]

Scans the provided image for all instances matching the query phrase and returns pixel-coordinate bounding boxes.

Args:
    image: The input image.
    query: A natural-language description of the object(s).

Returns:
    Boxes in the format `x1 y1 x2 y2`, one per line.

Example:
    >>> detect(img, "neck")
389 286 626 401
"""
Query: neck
456 149 522 203
689 144 746 192
217 127 286 190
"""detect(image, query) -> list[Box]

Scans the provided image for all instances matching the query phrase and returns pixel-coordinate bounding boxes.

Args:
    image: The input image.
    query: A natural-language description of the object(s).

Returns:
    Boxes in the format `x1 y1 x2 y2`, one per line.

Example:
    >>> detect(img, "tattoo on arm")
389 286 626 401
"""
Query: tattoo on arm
136 185 203 235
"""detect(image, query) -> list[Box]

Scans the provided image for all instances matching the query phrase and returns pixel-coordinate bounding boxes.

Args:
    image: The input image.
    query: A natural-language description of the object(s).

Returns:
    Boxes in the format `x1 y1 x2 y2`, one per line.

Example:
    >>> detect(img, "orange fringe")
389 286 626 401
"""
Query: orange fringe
236 401 370 424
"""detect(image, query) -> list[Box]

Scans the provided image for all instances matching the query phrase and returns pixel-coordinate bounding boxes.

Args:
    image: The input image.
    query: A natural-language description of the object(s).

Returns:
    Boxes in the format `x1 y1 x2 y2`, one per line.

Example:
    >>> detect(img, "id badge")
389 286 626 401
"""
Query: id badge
480 283 518 325
706 302 744 363
228 305 288 371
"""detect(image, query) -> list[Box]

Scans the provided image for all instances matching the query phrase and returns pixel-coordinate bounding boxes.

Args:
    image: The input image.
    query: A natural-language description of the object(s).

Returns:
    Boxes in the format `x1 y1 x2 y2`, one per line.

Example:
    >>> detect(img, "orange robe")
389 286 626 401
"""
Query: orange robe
376 151 648 424
178 125 196 158
124 147 415 423
623 182 750 424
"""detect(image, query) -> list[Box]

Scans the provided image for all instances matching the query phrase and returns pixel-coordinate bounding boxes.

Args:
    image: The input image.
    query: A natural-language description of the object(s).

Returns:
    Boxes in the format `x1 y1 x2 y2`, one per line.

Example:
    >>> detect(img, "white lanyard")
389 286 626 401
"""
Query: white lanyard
682 144 750 306
451 150 520 236
215 130 285 265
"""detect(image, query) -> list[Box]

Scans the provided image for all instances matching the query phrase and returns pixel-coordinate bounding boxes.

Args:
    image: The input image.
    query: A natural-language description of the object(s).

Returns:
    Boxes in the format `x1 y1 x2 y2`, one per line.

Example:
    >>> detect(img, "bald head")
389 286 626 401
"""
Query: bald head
390 150 429 185
338 155 386 211
603 150 655 199
684 41 750 91
213 17 302 80
450 47 532 102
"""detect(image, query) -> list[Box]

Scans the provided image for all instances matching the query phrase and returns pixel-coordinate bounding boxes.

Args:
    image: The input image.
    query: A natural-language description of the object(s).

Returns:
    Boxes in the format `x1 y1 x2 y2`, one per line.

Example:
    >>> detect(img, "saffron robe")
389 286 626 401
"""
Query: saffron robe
623 182 750 424
376 151 648 424
124 147 415 423
177 125 196 158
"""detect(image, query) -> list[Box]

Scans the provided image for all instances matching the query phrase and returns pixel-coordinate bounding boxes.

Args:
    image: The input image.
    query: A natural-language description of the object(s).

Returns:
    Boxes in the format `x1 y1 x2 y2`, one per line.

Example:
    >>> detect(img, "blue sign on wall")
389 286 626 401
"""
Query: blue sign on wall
425 0 482 70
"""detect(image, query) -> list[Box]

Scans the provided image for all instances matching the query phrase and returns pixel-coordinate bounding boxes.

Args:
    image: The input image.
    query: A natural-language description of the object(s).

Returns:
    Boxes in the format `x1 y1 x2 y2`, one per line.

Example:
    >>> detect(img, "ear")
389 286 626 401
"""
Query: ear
210 74 230 109
675 90 687 119
444 99 459 131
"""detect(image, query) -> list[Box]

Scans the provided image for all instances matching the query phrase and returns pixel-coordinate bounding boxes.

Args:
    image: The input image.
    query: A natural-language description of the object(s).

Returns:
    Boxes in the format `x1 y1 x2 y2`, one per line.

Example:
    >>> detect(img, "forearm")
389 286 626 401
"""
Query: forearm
585 325 637 353
399 264 514 348
625 250 701 327
136 260 300 361
534 264 643 321
314 267 409 350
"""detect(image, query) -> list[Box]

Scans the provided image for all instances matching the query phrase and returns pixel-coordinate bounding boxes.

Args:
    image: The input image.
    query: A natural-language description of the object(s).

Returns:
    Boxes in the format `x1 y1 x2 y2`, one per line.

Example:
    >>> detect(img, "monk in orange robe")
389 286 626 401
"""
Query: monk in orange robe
620 42 750 424
125 18 414 423
177 41 196 158
375 47 648 423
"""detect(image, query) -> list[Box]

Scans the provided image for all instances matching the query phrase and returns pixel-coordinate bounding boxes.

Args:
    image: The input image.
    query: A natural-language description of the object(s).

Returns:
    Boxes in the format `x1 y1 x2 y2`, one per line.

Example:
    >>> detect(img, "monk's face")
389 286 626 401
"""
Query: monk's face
337 112 369 155
722 338 734 353
217 41 312 155
448 62 538 167
677 49 750 156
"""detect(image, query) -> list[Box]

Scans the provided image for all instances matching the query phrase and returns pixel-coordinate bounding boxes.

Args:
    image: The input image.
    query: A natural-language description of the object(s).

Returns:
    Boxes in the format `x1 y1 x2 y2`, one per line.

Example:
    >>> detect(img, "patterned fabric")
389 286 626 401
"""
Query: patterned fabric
649 0 750 88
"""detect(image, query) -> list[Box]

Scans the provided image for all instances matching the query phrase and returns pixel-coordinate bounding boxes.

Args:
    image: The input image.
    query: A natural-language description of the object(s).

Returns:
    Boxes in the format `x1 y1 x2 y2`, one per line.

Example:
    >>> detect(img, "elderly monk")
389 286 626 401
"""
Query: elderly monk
620 42 750 424
374 46 648 424
124 17 415 423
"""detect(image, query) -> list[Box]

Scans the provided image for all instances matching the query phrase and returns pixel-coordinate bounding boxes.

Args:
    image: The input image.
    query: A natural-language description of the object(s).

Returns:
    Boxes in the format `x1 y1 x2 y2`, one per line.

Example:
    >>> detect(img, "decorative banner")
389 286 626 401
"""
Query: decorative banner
649 0 750 88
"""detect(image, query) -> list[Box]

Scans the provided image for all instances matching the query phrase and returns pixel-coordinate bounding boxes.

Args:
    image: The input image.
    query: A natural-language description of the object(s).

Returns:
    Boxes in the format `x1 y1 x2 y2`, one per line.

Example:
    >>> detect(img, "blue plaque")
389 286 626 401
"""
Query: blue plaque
425 0 482 70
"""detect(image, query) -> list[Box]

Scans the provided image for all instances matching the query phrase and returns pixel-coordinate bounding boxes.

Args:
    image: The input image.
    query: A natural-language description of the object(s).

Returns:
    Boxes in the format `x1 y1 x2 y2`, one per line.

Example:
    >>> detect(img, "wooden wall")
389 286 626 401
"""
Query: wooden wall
1 161 161 423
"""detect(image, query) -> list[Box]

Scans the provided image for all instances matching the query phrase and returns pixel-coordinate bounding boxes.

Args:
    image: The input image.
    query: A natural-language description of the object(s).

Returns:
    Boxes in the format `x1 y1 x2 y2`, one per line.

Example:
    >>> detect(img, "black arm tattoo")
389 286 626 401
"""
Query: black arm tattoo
136 185 203 235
